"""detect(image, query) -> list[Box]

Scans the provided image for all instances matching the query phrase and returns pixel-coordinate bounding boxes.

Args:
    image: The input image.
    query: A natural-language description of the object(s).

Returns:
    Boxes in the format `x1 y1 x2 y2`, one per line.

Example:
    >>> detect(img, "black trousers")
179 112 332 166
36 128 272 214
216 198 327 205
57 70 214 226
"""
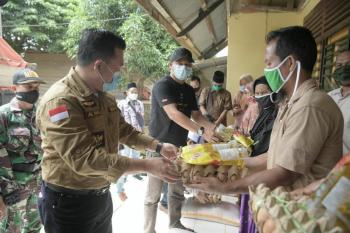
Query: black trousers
38 184 113 233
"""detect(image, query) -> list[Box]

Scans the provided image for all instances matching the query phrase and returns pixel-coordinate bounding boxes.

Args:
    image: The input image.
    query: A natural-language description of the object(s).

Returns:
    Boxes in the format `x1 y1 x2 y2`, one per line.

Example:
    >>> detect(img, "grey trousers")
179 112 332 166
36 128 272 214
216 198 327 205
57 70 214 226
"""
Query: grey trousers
144 175 185 233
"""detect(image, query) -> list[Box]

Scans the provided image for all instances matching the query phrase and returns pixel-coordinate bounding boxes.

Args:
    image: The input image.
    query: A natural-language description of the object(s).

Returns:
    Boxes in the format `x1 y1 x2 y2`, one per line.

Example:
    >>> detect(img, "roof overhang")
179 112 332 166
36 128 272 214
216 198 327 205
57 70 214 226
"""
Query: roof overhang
136 0 309 60
136 0 228 60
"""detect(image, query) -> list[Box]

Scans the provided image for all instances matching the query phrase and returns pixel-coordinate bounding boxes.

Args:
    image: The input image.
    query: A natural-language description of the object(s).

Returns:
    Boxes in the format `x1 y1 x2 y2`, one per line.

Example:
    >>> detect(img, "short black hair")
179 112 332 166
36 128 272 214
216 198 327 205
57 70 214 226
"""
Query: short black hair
191 75 201 83
266 26 317 72
77 29 126 66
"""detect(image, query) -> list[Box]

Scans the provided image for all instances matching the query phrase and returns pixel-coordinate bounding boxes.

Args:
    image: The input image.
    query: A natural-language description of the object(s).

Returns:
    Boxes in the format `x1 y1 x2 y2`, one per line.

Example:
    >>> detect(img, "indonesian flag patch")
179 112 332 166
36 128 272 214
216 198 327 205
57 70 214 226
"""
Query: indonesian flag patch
49 105 69 123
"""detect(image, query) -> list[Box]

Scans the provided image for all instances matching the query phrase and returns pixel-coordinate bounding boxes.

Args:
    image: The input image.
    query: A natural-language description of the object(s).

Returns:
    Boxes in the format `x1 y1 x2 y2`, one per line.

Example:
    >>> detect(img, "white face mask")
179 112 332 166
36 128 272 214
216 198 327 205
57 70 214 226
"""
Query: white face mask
171 63 192 81
128 93 138 100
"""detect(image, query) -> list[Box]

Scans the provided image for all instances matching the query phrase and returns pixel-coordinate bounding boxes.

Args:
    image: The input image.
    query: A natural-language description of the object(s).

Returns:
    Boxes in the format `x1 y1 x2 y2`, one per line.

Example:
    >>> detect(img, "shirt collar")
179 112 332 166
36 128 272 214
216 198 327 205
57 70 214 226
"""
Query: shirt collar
340 86 350 98
68 67 96 98
166 75 186 86
288 79 316 106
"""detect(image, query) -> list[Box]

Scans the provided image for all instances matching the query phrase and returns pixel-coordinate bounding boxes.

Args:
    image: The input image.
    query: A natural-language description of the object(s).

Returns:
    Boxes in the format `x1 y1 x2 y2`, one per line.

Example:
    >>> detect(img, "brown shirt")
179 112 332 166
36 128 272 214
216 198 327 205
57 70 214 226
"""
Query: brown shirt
267 79 343 189
36 68 154 190
199 87 233 122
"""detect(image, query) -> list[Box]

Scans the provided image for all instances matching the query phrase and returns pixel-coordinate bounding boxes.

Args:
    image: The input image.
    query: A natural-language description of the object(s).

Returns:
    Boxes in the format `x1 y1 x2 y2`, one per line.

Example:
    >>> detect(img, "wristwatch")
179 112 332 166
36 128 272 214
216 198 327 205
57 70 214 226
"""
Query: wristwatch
155 142 163 154
197 127 205 136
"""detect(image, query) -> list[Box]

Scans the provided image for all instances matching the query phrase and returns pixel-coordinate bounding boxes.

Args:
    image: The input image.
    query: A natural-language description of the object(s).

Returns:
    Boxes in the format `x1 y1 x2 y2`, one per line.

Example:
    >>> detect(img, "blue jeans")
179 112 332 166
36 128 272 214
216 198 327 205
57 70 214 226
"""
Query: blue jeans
116 146 140 193
160 183 168 207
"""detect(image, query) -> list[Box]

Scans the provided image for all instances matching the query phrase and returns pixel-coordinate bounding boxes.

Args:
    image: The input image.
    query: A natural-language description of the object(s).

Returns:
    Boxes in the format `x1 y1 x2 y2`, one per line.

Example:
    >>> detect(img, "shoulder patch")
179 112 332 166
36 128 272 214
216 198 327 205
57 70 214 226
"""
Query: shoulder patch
49 105 69 123
82 100 97 108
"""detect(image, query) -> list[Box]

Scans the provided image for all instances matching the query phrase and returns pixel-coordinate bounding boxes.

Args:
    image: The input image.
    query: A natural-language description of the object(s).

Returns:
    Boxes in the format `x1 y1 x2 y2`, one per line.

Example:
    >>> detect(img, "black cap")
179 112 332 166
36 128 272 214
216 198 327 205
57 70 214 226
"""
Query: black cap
13 69 45 85
212 71 224 83
127 82 137 90
169 48 194 63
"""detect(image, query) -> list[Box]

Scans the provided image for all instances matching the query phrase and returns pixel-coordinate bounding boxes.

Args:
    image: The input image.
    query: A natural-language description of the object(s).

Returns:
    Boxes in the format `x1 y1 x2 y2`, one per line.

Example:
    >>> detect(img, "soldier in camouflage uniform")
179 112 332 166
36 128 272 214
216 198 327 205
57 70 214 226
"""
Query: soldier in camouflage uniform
0 69 45 233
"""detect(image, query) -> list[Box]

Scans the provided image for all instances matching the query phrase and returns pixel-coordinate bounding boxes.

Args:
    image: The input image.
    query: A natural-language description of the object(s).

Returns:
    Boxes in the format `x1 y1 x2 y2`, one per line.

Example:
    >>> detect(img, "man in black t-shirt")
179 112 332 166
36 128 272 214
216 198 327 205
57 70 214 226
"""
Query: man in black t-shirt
144 48 218 233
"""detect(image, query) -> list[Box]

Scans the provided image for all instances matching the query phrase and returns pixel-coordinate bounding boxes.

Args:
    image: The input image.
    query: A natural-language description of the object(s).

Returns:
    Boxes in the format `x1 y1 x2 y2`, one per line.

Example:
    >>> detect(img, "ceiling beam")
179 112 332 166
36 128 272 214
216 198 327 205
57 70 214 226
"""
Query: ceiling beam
240 4 298 12
199 0 217 44
177 0 225 37
202 38 227 59
286 0 294 10
136 0 202 58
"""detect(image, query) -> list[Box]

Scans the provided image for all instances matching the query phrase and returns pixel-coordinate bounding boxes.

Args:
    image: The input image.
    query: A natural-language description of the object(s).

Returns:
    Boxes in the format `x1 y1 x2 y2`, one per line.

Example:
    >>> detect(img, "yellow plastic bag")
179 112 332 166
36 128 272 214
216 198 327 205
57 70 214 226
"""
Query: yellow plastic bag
181 143 248 166
233 132 254 148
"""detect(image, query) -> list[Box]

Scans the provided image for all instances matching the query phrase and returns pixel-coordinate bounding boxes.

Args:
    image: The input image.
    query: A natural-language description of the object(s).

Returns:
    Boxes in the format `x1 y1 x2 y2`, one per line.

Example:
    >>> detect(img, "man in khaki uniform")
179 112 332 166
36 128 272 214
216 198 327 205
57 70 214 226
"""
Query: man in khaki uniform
36 29 180 233
187 26 343 193
199 71 233 126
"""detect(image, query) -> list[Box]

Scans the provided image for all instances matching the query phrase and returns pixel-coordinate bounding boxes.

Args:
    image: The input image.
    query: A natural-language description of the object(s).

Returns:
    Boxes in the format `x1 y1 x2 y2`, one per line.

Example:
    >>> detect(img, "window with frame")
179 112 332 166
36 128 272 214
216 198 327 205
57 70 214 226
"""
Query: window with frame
304 0 350 92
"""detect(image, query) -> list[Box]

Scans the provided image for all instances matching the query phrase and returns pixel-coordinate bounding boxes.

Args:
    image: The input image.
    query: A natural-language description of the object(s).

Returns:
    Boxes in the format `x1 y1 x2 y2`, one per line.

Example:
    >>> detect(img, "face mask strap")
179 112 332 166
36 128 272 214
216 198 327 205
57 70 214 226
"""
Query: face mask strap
254 93 271 99
274 57 297 93
289 61 301 102
100 61 119 84
269 93 279 104
264 56 291 72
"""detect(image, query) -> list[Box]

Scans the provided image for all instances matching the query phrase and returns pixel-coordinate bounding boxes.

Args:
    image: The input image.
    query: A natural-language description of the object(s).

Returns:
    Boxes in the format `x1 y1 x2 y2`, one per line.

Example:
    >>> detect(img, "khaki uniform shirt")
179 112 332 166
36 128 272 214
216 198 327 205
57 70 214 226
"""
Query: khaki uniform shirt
267 79 343 189
36 67 154 190
199 87 233 122
328 88 350 154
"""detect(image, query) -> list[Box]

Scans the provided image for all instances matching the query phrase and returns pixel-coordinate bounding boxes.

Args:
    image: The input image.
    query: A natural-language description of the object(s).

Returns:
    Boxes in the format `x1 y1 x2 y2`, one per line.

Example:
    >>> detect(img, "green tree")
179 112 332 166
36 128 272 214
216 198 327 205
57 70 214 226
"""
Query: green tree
118 11 178 89
63 0 137 58
64 2 178 90
1 0 78 53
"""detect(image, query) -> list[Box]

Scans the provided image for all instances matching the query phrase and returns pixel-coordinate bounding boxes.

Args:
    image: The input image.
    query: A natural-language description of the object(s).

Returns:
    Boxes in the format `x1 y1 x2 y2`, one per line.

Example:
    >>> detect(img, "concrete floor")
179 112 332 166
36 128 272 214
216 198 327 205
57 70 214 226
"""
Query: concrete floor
40 175 240 233
111 175 240 233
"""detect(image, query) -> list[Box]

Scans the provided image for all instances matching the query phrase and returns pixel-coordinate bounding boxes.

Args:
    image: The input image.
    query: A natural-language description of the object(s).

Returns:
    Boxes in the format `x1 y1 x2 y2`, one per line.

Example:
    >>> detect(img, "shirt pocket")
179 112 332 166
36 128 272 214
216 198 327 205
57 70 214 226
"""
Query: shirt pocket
8 127 31 151
86 113 104 132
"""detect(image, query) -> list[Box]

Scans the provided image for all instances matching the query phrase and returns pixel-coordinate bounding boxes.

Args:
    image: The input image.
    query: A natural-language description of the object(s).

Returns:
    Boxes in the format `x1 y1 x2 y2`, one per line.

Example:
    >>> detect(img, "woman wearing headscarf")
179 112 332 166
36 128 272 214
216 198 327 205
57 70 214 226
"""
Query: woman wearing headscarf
239 76 278 233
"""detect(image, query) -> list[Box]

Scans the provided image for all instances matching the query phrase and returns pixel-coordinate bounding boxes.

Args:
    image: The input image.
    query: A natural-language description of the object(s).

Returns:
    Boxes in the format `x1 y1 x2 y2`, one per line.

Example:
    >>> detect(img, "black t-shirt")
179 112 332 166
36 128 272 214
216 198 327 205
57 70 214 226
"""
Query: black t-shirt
149 76 198 147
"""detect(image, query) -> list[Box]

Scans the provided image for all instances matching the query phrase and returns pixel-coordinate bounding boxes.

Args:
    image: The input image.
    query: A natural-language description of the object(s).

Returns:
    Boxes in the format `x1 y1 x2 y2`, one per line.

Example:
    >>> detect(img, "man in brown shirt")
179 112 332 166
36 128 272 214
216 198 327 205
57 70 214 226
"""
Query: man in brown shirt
199 71 233 126
187 26 343 193
36 29 180 233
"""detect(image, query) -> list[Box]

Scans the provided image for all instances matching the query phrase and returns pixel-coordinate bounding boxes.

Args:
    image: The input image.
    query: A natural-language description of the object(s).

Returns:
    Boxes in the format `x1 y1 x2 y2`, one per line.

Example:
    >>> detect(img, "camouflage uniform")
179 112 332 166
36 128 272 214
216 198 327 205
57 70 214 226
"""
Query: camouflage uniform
0 98 42 233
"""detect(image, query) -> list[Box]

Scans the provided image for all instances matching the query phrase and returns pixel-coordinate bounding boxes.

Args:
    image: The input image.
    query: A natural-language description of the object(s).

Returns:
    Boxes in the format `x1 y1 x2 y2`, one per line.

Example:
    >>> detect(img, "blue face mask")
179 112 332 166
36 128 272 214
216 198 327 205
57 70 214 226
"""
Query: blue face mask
171 63 192 81
98 61 122 92
103 74 121 92
239 85 245 92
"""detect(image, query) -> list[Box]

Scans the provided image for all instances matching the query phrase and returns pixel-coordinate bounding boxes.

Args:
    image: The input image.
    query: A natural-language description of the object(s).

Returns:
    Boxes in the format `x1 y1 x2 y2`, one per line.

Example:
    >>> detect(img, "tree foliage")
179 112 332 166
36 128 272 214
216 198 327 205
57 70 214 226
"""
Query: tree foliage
63 0 137 58
1 0 179 86
118 12 178 82
1 0 78 53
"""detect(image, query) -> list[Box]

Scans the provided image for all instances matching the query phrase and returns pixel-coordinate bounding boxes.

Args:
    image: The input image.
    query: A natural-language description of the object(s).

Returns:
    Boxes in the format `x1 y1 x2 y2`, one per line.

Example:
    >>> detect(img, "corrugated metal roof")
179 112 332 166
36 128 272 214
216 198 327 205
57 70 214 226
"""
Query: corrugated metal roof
137 0 228 60
136 0 308 61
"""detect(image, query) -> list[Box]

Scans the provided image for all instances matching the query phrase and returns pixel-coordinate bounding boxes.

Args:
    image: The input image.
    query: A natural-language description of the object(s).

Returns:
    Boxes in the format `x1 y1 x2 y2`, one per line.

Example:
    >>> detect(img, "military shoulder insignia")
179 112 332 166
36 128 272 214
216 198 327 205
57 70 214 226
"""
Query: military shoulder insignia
49 105 69 123
82 100 96 108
